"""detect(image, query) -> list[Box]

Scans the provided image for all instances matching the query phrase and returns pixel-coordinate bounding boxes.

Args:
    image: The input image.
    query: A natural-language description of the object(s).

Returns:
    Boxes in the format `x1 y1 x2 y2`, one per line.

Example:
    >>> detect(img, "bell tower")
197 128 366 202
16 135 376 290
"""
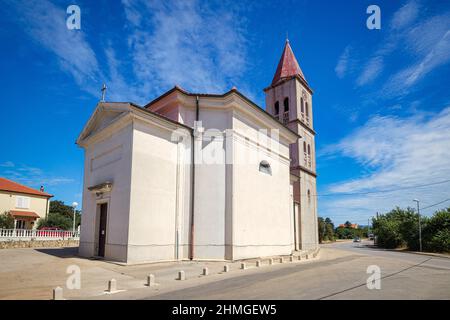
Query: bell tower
264 39 318 250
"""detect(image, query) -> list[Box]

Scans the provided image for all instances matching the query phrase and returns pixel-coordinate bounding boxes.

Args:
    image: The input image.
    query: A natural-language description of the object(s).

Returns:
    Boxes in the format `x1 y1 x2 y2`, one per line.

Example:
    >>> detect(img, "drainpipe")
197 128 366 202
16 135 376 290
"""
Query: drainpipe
189 95 200 260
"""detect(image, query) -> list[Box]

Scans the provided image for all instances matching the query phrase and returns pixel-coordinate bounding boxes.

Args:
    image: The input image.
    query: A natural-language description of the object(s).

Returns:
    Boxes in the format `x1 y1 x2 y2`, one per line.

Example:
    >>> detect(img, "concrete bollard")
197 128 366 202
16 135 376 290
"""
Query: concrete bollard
269 258 274 265
240 262 246 270
256 260 261 267
279 257 284 264
306 254 309 259
146 274 155 287
53 287 63 300
289 256 294 262
223 265 230 272
202 267 209 276
108 279 117 293
177 270 186 281
298 255 302 261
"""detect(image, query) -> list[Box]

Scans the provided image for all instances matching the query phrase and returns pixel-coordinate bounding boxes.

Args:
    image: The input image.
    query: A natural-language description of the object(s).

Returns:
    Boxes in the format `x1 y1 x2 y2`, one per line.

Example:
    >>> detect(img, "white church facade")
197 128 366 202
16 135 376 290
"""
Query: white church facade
76 40 318 264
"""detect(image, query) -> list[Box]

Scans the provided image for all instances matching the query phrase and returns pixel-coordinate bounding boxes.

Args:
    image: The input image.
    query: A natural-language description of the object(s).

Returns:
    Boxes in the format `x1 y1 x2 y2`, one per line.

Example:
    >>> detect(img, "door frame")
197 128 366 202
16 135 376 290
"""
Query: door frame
95 200 109 258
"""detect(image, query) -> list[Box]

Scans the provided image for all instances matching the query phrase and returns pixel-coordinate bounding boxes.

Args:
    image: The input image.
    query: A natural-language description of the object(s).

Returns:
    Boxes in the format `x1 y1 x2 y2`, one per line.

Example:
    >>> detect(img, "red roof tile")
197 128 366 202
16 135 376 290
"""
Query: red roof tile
0 177 53 198
10 210 40 218
271 40 307 86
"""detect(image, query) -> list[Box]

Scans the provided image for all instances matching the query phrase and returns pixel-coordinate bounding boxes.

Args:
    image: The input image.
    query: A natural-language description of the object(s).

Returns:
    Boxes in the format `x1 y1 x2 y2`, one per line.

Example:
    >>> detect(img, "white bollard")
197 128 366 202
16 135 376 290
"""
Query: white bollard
108 279 117 292
279 257 284 264
202 267 209 276
298 255 302 261
256 260 261 267
53 287 63 300
223 265 230 272
146 274 155 287
177 270 186 281
240 262 246 270
306 254 309 259
289 256 294 262
269 258 274 265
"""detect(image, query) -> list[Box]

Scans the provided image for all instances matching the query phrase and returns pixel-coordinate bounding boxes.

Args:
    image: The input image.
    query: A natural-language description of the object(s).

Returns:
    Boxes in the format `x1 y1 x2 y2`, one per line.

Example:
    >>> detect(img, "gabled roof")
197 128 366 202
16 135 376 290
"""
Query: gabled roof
271 40 307 86
144 86 301 142
0 177 53 198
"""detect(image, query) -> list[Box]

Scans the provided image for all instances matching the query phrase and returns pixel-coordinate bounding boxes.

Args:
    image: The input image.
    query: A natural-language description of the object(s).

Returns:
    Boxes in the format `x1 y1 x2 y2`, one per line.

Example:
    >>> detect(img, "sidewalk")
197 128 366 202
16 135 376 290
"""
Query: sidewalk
0 246 320 300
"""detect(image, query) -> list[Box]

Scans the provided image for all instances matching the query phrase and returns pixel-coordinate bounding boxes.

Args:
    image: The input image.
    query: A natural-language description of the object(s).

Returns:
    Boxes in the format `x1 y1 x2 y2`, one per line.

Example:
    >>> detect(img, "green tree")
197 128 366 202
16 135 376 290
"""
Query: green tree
37 212 73 230
0 211 14 229
422 208 450 252
37 200 82 230
318 217 325 243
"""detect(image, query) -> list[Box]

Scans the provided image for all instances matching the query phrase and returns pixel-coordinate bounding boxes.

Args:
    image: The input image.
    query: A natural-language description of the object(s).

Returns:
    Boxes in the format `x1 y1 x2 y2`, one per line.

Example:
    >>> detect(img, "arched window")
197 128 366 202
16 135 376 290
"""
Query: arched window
284 97 289 112
274 101 279 116
259 160 272 175
307 144 311 155
301 97 304 113
303 141 307 153
307 189 311 203
305 102 309 117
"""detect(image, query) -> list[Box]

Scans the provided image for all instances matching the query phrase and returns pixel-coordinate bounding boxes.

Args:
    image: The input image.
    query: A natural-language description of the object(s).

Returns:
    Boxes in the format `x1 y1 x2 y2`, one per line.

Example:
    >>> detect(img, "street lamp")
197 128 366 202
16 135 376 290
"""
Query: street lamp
413 199 422 252
72 202 78 236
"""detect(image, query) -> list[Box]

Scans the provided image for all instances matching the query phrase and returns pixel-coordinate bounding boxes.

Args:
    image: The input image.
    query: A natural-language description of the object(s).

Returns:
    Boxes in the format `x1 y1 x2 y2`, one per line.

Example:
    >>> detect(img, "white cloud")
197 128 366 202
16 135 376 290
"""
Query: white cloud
355 0 422 87
335 46 351 79
390 0 421 30
383 19 450 96
4 0 102 97
319 107 450 223
122 0 248 96
4 0 249 104
0 161 15 168
0 164 73 187
356 56 384 86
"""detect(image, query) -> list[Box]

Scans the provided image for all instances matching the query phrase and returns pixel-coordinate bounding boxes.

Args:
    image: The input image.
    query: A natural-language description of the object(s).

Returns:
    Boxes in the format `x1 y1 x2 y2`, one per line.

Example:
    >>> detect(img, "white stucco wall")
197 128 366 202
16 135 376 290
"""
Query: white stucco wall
231 112 294 259
126 119 191 263
79 123 134 262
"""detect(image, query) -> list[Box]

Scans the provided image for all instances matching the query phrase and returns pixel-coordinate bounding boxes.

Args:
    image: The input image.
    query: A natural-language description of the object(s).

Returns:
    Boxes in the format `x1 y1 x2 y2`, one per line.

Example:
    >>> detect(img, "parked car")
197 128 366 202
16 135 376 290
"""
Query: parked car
37 226 71 237
353 236 361 242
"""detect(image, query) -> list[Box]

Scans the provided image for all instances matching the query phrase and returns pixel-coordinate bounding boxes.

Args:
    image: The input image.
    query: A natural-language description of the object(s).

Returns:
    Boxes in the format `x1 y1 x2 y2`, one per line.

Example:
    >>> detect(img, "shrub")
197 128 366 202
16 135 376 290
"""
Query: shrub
0 211 14 229
37 212 73 230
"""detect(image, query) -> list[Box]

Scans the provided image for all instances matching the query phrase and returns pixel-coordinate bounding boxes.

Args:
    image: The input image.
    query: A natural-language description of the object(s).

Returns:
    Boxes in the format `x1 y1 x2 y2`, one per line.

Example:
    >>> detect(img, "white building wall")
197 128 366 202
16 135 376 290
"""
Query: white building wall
126 120 191 263
79 123 134 262
192 108 230 260
231 112 293 259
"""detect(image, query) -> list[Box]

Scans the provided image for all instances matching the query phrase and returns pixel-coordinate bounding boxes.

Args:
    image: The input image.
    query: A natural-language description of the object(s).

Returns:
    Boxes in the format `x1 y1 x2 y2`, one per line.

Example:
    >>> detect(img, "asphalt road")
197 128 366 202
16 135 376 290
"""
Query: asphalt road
137 240 450 300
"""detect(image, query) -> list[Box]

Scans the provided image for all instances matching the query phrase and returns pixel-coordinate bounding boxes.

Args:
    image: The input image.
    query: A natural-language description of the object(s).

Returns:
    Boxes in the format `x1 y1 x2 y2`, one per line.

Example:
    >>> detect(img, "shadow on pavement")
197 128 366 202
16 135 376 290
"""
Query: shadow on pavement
35 246 78 258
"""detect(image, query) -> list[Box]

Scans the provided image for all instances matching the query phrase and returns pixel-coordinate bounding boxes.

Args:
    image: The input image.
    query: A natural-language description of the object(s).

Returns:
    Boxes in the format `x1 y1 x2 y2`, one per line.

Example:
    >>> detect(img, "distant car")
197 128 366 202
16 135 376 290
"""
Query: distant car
37 226 70 237
39 227 63 231
368 233 374 240
353 237 361 242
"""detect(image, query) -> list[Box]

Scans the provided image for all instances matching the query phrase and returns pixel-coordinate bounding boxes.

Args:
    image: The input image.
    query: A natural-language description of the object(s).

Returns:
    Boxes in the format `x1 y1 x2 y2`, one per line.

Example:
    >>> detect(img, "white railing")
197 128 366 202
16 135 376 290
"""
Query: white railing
0 229 79 241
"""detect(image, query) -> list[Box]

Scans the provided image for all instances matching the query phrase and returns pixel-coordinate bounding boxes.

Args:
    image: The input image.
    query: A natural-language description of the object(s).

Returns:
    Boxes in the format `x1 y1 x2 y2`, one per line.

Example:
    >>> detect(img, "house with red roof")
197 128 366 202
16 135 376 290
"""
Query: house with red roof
0 177 53 230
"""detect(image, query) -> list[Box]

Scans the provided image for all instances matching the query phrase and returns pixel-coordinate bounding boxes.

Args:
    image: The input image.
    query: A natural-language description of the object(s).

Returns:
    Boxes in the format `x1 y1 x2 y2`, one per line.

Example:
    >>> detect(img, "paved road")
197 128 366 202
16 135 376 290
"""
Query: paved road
123 241 450 300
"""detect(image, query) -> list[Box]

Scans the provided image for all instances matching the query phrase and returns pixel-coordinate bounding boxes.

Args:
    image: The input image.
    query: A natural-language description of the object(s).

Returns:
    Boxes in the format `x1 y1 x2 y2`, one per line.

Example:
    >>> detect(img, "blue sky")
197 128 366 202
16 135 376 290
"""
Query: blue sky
1 0 450 225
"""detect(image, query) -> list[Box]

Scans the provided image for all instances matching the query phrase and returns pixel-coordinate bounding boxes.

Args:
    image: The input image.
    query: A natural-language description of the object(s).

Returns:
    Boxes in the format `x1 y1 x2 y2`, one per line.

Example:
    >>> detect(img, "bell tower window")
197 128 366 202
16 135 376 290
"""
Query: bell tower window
305 102 310 124
283 98 289 124
274 101 279 117
307 144 311 167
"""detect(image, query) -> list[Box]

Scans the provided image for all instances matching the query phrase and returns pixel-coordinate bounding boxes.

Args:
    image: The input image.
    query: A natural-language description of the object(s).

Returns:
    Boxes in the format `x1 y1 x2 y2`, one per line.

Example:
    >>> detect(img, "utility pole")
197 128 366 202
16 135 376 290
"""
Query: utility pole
413 199 422 252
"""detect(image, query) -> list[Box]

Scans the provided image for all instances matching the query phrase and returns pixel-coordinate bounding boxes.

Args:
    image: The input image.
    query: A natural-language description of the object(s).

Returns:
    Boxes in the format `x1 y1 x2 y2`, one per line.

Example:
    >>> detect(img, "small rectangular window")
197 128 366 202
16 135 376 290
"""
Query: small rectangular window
16 196 30 209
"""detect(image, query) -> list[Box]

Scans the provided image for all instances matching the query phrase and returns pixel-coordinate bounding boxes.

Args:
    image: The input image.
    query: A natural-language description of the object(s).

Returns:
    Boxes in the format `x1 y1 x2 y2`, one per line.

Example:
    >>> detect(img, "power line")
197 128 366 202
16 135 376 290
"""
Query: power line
312 179 450 197
421 198 450 211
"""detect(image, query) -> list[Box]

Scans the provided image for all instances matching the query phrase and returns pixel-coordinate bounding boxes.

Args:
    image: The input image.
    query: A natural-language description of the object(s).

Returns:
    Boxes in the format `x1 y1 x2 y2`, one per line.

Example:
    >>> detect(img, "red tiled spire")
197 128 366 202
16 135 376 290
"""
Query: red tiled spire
271 39 306 86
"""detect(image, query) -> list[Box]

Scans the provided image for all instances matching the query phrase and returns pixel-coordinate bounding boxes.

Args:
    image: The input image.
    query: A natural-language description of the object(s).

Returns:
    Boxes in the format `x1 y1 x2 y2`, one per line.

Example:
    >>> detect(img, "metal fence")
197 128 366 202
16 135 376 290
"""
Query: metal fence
0 229 79 241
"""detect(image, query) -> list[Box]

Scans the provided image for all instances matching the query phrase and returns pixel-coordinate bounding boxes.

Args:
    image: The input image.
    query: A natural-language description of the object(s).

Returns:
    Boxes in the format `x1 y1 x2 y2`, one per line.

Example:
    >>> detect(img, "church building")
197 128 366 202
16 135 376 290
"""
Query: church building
76 40 318 264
